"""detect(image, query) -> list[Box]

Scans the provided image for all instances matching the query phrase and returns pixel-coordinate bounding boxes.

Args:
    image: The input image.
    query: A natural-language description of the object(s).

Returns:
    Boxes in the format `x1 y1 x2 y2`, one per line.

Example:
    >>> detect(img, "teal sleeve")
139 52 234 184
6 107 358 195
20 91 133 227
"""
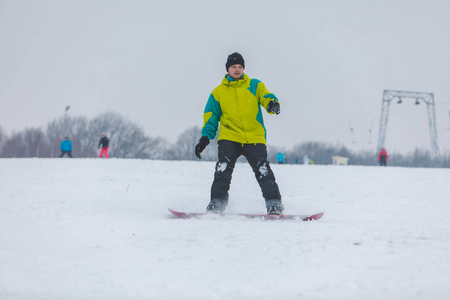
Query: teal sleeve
201 93 222 140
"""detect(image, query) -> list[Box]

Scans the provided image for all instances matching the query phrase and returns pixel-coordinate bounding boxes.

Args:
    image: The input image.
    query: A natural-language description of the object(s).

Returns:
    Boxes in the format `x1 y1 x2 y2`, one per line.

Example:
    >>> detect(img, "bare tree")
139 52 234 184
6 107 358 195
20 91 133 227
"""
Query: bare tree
23 128 48 157
89 111 166 158
2 131 26 157
166 126 217 161
167 126 199 160
286 141 338 165
0 125 5 156
47 115 94 157
1 128 48 157
144 136 169 160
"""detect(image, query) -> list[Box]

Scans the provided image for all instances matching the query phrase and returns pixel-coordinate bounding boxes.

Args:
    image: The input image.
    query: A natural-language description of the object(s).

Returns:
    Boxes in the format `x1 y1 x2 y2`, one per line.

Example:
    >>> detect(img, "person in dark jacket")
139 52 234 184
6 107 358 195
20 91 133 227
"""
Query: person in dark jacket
378 148 388 166
59 137 73 158
98 133 109 158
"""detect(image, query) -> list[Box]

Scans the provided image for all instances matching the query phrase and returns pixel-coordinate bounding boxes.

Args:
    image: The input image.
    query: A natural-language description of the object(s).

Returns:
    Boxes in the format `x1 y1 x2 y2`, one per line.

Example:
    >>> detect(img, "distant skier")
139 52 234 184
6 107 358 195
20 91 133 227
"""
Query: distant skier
194 52 284 215
378 148 388 166
98 133 110 158
303 155 310 165
59 137 73 158
276 152 285 164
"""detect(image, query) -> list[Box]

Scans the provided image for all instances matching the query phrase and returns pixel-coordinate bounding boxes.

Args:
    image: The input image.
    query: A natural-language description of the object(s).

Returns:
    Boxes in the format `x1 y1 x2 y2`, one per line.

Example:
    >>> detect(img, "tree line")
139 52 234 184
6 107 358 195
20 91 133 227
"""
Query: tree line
267 141 450 168
0 111 449 168
0 112 215 161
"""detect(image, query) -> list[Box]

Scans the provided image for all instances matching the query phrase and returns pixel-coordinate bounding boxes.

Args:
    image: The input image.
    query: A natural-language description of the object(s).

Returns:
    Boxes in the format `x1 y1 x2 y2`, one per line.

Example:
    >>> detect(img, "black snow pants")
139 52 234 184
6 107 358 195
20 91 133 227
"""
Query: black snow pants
59 150 73 158
210 140 281 208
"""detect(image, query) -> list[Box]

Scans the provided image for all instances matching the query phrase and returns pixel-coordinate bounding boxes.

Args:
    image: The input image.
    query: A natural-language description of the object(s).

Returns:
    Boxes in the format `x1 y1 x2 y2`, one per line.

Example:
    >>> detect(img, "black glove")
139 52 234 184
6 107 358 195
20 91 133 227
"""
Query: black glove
267 100 280 115
195 136 210 159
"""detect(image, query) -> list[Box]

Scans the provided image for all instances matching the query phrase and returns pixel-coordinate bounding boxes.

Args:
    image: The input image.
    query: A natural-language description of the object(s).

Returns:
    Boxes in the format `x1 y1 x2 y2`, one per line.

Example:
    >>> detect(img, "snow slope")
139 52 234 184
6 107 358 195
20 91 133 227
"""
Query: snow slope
1 158 449 300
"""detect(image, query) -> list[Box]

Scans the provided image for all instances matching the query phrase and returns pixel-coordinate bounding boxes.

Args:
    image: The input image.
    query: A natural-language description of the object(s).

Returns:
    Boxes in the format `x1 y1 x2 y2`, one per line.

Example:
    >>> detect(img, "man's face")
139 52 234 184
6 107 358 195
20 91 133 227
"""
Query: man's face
228 64 244 80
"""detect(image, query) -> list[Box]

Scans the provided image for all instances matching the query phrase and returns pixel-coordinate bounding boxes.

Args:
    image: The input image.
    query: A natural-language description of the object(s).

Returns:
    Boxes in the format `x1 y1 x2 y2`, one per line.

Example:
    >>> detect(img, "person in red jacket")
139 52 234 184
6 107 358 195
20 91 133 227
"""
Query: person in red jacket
378 148 388 166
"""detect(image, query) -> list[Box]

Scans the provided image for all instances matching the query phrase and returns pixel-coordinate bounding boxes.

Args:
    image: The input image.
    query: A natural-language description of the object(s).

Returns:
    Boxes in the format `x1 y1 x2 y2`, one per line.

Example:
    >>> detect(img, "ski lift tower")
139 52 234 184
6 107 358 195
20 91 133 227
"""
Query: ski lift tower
377 90 440 167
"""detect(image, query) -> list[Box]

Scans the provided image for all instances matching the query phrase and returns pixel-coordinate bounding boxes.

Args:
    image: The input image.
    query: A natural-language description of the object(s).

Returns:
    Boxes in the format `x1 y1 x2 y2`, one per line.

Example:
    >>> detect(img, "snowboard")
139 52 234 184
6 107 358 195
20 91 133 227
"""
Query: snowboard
168 209 324 221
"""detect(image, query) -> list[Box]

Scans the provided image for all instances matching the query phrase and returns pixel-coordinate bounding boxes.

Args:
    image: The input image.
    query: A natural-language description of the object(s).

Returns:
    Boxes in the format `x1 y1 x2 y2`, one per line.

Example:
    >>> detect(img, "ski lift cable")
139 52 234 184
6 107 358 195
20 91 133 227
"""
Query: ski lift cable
306 119 375 142
306 109 379 140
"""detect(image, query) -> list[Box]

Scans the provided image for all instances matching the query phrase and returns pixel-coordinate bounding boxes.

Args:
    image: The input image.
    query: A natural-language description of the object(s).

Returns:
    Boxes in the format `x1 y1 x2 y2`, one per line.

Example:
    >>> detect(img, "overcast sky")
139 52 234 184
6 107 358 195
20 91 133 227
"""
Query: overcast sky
1 0 450 154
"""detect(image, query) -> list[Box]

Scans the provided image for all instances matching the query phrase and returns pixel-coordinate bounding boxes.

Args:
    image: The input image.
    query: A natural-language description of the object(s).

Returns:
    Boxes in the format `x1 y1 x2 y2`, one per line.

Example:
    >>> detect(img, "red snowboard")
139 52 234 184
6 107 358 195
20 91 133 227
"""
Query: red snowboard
168 209 324 221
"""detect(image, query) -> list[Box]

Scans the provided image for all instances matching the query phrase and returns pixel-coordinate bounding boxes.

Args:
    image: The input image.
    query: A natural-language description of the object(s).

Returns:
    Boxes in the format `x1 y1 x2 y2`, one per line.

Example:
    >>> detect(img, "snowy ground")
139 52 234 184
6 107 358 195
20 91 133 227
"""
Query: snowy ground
1 158 449 300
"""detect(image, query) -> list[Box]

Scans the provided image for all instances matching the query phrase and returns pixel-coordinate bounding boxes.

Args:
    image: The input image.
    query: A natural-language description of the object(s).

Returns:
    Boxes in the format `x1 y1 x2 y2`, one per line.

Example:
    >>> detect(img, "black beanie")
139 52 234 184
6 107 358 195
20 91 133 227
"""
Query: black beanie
226 52 245 71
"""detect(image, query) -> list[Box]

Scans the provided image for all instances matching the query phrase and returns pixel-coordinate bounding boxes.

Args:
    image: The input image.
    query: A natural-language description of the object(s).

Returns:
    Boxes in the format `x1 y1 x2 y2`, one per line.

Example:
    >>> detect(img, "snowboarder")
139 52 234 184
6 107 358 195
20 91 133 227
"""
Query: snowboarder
59 137 73 158
98 133 109 158
194 52 284 215
378 148 388 166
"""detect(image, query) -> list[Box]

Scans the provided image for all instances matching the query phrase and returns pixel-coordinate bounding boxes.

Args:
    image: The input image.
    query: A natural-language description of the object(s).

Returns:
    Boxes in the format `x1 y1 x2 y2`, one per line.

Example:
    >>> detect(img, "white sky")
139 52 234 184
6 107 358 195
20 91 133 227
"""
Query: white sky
1 0 450 154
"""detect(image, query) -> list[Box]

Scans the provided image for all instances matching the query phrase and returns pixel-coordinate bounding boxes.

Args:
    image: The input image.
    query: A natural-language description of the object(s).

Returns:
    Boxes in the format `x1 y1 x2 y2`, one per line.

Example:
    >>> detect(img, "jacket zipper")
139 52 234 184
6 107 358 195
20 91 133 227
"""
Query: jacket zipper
234 85 249 143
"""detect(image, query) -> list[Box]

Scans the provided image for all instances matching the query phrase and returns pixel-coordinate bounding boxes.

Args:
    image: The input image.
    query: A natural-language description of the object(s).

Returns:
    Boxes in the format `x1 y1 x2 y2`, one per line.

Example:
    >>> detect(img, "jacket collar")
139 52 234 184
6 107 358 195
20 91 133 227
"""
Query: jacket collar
222 73 248 86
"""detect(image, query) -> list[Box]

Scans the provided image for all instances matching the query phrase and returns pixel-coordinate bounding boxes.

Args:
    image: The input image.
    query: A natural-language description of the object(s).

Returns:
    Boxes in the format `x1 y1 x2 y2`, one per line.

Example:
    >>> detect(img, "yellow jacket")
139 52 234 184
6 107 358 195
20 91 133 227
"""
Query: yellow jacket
201 74 279 144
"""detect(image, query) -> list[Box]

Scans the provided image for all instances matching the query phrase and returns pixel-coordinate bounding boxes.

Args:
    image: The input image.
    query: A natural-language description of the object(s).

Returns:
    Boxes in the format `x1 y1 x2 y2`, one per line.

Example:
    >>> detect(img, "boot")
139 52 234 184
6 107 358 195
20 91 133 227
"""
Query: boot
206 198 228 213
266 199 284 215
